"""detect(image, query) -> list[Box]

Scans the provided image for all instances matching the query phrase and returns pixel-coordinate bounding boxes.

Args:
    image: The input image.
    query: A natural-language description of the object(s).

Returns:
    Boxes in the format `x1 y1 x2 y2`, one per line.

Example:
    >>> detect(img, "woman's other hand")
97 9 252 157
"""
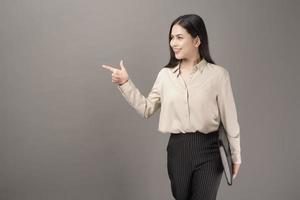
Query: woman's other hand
102 60 129 85
232 163 241 180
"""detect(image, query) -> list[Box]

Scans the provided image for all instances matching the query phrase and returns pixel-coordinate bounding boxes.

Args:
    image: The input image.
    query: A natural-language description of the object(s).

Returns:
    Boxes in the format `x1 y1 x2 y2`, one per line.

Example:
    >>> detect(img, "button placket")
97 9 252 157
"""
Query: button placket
186 89 191 122
186 70 197 122
181 77 190 122
177 70 191 123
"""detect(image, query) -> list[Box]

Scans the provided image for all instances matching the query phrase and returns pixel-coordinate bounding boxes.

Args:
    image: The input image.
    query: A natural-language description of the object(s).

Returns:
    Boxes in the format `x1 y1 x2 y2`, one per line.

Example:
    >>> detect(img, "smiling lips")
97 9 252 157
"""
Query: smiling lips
173 48 181 53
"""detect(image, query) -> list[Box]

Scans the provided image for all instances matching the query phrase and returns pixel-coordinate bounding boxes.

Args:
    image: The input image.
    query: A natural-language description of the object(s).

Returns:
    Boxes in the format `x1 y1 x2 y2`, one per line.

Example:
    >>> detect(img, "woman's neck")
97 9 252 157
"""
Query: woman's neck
180 56 202 70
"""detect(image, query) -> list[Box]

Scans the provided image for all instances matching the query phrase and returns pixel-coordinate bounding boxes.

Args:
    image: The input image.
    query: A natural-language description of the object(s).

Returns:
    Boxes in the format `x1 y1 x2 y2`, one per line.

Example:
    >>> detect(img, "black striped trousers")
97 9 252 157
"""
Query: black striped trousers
167 130 223 200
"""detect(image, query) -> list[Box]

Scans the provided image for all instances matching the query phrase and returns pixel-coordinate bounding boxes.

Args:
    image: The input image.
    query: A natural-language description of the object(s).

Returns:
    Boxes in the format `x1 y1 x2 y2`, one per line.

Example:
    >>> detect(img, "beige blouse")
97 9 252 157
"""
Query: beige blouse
117 58 242 164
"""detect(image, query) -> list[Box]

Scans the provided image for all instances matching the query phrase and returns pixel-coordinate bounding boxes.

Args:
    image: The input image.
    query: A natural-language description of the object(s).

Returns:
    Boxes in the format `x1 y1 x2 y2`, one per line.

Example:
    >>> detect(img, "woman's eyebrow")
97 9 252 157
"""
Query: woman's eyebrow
171 34 183 36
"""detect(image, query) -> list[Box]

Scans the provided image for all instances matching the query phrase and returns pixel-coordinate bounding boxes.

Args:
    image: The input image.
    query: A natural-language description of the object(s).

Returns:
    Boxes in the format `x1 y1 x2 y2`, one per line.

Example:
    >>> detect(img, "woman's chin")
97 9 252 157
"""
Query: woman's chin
175 54 182 59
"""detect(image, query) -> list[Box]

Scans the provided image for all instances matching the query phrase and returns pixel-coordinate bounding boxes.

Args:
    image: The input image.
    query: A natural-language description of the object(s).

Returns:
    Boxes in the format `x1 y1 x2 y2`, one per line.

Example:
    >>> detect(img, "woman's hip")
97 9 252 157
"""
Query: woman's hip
167 130 220 159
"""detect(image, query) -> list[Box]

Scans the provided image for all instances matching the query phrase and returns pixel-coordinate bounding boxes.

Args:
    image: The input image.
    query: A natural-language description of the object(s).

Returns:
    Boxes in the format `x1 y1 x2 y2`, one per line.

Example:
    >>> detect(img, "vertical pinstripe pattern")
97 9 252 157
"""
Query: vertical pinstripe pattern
167 130 224 200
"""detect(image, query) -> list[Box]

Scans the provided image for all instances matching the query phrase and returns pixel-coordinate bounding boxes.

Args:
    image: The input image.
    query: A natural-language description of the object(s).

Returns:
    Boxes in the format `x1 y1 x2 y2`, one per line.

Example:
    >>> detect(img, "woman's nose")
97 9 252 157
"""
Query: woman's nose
170 41 176 48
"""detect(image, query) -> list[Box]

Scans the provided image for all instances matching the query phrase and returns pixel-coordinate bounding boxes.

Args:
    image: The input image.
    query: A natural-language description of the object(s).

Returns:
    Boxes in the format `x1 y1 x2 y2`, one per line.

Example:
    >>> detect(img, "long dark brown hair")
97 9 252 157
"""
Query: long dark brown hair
164 14 215 68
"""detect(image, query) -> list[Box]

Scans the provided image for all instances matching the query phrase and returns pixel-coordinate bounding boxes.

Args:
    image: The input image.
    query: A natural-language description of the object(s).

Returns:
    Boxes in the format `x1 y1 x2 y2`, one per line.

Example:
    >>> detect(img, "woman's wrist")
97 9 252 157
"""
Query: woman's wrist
119 79 129 86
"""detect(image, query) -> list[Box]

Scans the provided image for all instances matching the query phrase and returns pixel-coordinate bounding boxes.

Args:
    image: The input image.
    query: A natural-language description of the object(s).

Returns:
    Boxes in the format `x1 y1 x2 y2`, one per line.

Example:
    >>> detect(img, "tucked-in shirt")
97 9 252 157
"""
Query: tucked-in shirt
117 58 242 164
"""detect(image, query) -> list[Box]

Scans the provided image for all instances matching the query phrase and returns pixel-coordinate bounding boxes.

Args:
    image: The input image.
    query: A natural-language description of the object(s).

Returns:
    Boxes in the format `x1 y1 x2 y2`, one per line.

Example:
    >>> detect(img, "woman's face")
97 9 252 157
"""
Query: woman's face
170 24 200 60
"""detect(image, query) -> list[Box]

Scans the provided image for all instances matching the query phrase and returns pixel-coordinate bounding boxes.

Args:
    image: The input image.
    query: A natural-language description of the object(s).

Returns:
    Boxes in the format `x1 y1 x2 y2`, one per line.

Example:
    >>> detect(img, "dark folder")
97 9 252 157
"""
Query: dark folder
218 121 233 185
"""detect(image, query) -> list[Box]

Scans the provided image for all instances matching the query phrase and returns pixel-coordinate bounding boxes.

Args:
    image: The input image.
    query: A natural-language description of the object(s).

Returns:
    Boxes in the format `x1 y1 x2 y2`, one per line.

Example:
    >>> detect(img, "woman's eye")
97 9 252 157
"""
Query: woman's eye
171 37 182 40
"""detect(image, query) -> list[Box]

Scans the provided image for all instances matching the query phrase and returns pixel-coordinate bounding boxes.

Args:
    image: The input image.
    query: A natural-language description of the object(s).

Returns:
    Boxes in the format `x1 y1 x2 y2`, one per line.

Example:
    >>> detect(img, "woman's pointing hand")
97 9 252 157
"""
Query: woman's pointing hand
102 60 129 85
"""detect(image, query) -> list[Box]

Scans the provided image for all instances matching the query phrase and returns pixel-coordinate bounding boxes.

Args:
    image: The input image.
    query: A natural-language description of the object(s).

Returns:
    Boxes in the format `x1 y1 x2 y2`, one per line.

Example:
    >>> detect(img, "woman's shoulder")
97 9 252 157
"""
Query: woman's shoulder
157 67 168 76
152 67 169 82
157 66 174 77
207 62 230 79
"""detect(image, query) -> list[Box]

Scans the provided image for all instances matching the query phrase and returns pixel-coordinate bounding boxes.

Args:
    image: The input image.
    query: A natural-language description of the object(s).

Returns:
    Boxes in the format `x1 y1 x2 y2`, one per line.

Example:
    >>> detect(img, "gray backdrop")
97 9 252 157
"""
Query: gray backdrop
1 0 299 199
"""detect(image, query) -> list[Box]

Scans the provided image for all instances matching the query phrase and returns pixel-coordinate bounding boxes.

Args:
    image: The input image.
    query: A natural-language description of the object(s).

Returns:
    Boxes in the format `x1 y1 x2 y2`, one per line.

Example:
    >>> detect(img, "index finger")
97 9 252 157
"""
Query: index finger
102 65 117 72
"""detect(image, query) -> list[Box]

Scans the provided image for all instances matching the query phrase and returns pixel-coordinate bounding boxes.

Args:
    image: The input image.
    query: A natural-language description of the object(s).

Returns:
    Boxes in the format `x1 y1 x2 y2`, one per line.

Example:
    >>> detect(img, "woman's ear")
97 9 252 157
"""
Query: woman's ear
194 36 201 47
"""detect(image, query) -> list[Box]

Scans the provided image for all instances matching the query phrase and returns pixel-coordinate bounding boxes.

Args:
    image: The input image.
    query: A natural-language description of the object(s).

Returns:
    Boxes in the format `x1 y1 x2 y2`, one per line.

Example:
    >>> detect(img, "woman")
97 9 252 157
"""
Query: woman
102 14 241 200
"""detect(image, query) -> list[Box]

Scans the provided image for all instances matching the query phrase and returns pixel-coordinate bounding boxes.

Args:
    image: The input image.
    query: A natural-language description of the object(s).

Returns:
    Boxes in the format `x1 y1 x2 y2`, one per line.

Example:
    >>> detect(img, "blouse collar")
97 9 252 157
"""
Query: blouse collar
172 58 208 77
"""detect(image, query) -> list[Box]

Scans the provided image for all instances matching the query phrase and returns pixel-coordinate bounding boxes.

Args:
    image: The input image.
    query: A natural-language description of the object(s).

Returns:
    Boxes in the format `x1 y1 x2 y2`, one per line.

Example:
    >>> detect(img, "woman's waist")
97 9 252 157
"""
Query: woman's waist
169 129 219 147
170 129 219 136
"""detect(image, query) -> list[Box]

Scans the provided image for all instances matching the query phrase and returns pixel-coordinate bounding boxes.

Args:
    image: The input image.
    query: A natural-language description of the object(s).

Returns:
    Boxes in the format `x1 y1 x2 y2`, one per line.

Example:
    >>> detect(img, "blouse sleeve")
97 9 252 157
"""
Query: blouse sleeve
217 70 242 164
117 69 163 119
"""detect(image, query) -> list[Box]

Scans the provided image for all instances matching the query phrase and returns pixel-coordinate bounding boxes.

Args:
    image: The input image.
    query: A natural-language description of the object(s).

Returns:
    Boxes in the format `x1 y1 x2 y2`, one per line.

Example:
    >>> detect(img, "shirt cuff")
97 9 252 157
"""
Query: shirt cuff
231 154 242 164
117 79 132 93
